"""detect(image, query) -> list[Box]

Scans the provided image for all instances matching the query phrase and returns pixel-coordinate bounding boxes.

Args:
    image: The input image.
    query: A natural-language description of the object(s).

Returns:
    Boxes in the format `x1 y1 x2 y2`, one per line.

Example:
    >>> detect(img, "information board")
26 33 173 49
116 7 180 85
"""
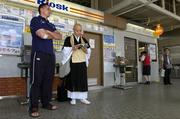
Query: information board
0 20 23 55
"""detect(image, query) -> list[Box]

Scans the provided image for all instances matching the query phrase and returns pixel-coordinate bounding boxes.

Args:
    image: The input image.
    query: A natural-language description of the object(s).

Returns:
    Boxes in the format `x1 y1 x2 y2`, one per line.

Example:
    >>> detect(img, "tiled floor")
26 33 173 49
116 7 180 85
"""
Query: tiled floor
1 80 180 119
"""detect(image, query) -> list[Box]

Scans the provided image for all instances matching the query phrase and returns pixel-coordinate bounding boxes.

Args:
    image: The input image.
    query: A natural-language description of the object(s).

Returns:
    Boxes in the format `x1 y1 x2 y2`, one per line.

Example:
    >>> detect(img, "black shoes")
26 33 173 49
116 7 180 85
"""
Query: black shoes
144 81 150 85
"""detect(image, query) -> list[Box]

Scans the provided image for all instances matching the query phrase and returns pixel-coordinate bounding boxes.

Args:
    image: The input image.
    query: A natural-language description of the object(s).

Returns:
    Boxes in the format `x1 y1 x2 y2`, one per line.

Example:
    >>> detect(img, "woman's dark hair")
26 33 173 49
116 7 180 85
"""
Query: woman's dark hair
38 3 49 14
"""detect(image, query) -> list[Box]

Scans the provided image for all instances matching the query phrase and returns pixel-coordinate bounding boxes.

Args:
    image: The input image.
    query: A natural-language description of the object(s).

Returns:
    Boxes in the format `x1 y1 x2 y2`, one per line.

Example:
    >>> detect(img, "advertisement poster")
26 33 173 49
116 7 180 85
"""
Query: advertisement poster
103 35 115 62
53 17 74 52
0 20 23 55
149 44 157 61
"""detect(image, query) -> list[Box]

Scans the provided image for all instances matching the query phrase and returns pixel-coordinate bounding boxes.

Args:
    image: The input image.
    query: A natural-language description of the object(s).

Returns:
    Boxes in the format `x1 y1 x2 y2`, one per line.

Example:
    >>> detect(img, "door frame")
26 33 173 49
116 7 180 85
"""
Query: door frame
124 37 138 82
84 31 104 86
138 41 159 82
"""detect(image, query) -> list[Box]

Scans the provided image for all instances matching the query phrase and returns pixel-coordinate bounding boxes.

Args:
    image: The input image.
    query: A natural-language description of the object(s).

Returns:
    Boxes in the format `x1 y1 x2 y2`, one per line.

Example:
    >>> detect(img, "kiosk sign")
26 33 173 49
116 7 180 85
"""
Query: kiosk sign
8 0 104 22
37 0 69 12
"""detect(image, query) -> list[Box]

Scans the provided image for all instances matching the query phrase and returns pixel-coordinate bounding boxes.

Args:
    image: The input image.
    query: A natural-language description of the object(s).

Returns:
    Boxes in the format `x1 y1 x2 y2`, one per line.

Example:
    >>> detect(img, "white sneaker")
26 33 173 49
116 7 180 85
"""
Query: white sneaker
80 99 91 105
70 99 76 105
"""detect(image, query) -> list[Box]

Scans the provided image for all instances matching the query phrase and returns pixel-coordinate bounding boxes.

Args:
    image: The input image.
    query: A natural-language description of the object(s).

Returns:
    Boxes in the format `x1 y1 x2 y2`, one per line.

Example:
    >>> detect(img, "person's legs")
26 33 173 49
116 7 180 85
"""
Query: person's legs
29 52 44 116
143 75 148 84
167 69 172 84
148 66 151 83
80 93 90 105
67 91 77 105
147 76 150 84
68 62 89 105
148 75 151 81
41 55 56 108
144 75 147 81
164 69 168 85
80 99 91 105
144 75 150 84
143 65 150 84
70 98 77 105
68 91 90 105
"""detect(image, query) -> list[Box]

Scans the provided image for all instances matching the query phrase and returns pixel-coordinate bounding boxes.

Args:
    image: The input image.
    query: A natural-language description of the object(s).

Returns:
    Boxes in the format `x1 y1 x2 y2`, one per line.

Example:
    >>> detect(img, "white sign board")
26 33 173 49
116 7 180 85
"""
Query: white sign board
149 44 157 61
89 39 95 49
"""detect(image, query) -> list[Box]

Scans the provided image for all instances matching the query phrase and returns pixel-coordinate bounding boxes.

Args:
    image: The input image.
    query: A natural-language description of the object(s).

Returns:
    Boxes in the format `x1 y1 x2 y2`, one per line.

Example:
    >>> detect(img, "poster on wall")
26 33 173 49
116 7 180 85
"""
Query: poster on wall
103 35 115 62
52 16 75 51
89 39 95 49
53 28 73 52
0 20 23 55
149 44 157 61
0 3 5 13
53 40 62 52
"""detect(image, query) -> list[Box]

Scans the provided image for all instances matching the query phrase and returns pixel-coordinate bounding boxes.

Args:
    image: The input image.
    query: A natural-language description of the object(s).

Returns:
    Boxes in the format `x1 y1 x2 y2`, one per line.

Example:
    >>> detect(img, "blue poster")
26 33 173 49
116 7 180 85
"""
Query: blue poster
0 20 23 55
103 35 115 62
104 35 114 44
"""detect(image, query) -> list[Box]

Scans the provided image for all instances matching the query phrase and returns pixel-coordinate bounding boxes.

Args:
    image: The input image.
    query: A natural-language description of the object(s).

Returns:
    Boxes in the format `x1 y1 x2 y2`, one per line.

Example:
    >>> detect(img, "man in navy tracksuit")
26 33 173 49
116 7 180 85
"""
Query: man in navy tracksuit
29 3 62 118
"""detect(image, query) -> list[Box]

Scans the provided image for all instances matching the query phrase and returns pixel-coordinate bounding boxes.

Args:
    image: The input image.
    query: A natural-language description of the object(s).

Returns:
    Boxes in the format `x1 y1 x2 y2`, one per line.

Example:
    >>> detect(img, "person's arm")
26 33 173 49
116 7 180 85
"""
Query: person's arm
46 30 62 40
31 17 62 40
36 29 62 40
140 55 145 62
72 44 81 51
35 29 52 39
81 47 88 54
80 38 90 54
30 18 50 39
63 36 80 51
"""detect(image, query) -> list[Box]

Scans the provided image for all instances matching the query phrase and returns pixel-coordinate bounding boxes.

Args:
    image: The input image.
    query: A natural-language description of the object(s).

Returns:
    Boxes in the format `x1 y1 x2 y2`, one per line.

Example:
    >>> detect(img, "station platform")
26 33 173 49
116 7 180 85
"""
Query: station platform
0 80 180 119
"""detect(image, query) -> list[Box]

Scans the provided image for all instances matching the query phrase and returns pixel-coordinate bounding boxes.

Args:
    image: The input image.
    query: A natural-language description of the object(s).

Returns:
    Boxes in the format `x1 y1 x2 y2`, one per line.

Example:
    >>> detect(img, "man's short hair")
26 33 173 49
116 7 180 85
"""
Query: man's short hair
141 51 147 55
38 3 49 14
164 48 170 52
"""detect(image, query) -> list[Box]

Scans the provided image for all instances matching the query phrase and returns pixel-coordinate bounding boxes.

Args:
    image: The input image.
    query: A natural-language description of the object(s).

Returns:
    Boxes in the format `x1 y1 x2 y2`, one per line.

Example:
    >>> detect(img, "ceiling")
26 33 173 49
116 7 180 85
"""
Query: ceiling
65 0 180 32
104 0 180 32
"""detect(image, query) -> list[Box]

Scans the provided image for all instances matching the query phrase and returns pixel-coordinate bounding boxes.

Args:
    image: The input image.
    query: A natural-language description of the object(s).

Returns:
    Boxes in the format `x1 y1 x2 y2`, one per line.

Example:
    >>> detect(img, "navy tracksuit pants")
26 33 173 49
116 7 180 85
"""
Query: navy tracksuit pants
29 51 55 111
